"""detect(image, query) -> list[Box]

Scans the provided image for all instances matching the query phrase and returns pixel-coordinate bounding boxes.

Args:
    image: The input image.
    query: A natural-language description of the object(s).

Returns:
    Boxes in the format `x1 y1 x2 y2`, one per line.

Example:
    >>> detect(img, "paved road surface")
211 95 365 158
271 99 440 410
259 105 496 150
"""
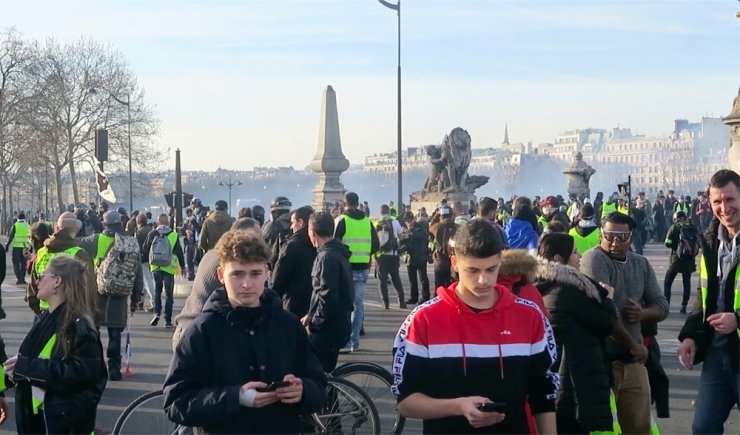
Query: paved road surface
0 239 737 434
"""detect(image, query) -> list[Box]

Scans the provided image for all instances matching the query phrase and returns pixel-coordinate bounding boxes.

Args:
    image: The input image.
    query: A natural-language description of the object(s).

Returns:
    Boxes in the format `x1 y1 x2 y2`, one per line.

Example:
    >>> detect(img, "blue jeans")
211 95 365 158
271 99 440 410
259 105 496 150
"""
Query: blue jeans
153 269 175 323
345 269 369 349
692 345 740 434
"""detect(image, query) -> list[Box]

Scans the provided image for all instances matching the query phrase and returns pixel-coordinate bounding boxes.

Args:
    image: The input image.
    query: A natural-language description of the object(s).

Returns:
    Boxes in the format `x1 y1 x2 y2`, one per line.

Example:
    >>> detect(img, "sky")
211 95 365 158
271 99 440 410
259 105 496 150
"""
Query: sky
3 0 739 172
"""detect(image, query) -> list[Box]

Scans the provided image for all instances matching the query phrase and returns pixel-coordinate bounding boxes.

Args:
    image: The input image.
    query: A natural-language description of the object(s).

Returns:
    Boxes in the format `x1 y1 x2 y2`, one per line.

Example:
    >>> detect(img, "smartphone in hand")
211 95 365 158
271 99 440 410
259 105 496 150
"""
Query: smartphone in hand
478 402 507 413
257 381 291 392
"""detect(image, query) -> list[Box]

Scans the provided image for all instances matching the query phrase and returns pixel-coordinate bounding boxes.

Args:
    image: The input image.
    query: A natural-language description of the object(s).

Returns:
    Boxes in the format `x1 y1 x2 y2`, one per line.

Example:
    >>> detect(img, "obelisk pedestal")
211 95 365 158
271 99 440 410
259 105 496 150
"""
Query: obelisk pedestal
310 86 350 211
724 88 740 174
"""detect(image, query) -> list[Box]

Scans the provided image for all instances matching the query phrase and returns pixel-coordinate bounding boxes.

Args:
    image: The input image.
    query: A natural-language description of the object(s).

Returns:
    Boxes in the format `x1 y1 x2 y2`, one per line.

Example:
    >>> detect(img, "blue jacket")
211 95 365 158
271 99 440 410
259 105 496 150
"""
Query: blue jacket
505 218 539 250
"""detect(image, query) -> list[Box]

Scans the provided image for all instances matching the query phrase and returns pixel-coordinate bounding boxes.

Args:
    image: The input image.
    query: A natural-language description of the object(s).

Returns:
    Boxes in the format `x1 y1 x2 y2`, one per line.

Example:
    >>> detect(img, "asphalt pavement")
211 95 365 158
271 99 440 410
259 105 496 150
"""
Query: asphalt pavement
0 238 737 434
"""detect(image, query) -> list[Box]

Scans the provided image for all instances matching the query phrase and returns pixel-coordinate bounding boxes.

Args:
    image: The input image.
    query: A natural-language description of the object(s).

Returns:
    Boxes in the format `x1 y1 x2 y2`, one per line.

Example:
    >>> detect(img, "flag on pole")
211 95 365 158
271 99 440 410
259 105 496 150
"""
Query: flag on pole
123 325 134 377
90 158 117 203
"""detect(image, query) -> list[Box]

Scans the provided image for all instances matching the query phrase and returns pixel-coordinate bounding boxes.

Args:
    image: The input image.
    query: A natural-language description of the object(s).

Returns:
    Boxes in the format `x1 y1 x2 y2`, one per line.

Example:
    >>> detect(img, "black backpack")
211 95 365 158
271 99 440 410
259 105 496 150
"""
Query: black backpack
677 225 700 260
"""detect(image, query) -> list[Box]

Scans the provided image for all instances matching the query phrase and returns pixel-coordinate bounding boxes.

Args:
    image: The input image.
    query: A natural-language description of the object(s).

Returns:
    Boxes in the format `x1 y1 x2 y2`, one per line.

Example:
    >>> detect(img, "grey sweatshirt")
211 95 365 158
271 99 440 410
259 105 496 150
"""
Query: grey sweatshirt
580 248 669 360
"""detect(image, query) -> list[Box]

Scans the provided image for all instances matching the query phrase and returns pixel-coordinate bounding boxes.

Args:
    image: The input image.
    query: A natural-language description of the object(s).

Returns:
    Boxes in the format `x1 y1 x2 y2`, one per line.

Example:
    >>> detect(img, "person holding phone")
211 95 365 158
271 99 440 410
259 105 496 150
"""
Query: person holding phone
163 230 326 433
392 220 558 434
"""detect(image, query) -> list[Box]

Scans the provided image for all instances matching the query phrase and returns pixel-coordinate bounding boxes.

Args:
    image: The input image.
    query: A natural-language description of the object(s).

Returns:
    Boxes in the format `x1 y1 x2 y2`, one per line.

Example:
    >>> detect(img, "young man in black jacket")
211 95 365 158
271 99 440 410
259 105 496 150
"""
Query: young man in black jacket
164 230 326 433
302 211 354 372
272 206 317 318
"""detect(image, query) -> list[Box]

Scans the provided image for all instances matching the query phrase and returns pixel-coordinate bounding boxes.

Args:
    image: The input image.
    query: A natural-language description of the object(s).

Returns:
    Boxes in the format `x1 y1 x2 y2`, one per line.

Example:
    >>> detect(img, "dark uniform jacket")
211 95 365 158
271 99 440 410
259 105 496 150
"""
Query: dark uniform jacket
164 289 326 434
272 228 317 318
535 259 617 434
307 239 353 344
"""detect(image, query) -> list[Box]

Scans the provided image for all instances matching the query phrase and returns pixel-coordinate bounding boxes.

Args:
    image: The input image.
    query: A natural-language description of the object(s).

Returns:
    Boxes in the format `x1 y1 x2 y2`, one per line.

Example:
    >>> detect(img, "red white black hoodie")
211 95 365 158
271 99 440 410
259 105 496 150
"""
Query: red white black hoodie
392 282 559 434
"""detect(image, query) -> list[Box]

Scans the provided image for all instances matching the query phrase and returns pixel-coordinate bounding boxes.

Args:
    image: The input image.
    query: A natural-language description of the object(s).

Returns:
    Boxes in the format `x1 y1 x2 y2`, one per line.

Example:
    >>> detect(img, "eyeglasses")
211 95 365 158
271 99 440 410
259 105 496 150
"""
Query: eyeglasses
603 231 632 242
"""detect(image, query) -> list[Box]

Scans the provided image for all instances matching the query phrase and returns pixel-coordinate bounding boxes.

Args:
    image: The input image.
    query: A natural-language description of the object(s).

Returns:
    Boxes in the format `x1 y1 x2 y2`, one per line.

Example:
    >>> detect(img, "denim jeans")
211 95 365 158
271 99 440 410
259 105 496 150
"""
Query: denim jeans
692 345 740 434
153 269 175 323
345 269 369 349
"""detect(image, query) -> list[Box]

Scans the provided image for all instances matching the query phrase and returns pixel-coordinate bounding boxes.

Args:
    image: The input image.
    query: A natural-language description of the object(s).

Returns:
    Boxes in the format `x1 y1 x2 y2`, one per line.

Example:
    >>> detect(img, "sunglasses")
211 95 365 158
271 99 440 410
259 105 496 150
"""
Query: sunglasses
603 231 632 242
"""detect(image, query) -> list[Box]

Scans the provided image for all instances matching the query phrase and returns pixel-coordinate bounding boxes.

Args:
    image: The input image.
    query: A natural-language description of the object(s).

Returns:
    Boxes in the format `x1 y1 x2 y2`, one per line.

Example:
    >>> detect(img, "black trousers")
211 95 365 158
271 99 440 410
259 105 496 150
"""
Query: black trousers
11 247 26 282
107 326 123 373
0 247 5 288
310 332 344 373
434 257 453 291
407 262 430 302
664 268 692 306
376 255 405 306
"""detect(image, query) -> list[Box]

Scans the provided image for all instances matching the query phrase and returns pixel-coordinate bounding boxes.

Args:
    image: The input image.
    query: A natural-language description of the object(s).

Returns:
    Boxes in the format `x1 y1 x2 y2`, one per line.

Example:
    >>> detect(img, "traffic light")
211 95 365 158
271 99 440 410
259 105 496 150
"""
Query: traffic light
95 129 108 162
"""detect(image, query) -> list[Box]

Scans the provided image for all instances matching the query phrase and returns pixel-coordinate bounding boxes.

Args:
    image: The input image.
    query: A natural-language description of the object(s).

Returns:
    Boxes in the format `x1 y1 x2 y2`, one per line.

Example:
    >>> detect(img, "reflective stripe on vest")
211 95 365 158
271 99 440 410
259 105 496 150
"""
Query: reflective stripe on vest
589 390 621 435
12 222 30 248
601 203 617 219
95 234 115 267
32 334 57 414
150 231 180 274
34 246 83 310
569 227 601 255
339 215 372 264
699 254 740 337
0 365 5 393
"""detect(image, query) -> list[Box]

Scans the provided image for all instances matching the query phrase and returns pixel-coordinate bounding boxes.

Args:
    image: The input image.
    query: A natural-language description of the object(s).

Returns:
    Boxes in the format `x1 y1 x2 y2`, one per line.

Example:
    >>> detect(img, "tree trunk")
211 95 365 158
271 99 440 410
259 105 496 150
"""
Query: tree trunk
69 155 79 205
55 167 64 213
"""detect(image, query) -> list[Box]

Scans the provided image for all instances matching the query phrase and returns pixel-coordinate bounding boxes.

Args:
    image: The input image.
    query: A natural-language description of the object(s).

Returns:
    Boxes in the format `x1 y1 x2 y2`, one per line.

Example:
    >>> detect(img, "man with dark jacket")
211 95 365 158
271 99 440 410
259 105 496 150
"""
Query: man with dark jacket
198 200 235 253
272 206 316 318
302 211 354 372
135 213 155 311
143 214 186 328
678 169 740 433
334 192 379 353
664 211 698 313
163 230 326 434
262 196 292 270
399 212 431 304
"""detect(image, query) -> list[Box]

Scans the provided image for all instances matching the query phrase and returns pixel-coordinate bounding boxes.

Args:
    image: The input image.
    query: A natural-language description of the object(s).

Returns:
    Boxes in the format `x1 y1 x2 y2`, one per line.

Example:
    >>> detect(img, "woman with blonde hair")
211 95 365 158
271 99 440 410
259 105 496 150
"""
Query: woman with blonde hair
3 255 106 434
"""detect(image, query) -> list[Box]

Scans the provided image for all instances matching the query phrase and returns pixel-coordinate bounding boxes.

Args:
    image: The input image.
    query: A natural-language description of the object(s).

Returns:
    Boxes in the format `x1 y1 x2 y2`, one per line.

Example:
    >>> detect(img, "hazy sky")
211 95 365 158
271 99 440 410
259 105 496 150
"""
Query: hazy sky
4 0 739 172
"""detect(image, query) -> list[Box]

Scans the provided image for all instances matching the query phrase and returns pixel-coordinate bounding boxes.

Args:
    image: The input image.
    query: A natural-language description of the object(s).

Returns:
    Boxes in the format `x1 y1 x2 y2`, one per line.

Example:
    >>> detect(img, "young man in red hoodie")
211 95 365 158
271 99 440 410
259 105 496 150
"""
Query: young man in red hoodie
392 219 558 434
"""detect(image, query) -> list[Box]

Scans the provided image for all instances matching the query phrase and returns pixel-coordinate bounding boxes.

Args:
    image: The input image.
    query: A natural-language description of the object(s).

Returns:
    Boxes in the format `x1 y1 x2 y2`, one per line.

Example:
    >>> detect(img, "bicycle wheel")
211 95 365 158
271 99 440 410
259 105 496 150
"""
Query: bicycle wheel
312 376 381 435
333 362 405 435
112 390 180 435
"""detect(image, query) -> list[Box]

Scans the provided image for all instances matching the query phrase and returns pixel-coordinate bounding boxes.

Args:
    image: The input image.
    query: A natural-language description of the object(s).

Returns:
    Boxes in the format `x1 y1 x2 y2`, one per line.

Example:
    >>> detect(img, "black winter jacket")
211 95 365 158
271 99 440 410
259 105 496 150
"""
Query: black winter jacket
307 239 353 344
11 305 107 434
664 222 698 274
400 221 430 267
272 228 317 318
535 259 617 434
679 218 740 372
164 288 327 434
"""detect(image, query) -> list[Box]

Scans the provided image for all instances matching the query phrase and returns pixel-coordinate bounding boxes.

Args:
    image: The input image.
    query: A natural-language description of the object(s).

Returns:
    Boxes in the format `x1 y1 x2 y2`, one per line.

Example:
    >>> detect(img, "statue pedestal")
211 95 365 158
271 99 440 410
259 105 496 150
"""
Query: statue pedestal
312 172 346 211
410 190 476 215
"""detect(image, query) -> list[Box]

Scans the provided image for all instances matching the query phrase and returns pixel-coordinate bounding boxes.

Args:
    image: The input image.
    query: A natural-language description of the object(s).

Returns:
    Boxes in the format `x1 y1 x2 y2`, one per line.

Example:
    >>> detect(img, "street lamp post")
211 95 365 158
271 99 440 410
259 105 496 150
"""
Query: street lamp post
90 88 132 213
218 173 242 216
378 0 402 210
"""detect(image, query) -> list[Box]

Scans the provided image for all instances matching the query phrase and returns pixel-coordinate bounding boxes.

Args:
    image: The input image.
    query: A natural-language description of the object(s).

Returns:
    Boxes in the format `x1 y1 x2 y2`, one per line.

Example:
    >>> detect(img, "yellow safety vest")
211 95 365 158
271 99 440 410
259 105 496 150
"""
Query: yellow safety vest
699 255 740 338
537 215 548 231
675 203 689 215
617 205 628 215
94 234 115 267
12 221 31 248
569 227 601 255
600 203 617 219
31 334 58 414
339 215 372 264
34 246 83 310
150 231 180 275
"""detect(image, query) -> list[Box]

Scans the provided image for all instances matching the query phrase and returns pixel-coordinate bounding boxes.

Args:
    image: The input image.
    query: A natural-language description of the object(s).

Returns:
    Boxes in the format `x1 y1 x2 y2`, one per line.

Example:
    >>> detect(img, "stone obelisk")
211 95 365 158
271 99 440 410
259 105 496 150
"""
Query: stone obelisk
724 87 740 173
310 85 350 210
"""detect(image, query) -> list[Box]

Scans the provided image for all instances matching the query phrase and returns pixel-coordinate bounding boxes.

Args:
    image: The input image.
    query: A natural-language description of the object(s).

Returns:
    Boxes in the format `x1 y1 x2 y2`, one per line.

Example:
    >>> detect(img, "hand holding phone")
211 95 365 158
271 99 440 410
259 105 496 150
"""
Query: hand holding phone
257 380 291 392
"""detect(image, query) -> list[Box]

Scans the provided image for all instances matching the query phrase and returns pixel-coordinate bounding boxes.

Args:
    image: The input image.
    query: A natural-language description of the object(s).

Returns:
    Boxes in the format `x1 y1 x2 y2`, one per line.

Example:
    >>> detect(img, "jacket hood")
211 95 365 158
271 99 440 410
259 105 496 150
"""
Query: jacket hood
534 257 602 302
45 230 80 252
574 224 599 237
157 225 172 234
318 238 351 259
202 286 282 317
209 210 233 225
498 249 538 283
343 208 367 220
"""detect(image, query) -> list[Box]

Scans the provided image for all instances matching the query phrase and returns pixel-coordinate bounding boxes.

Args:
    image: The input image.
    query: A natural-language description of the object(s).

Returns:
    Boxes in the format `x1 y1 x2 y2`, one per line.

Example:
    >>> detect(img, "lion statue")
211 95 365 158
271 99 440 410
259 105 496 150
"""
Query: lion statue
443 127 472 191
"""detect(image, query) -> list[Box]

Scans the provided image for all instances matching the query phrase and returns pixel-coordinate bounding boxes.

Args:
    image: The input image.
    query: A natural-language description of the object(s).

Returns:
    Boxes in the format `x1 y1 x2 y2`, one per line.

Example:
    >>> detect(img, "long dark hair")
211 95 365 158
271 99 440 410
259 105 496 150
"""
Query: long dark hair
537 233 575 265
30 221 52 252
45 256 96 357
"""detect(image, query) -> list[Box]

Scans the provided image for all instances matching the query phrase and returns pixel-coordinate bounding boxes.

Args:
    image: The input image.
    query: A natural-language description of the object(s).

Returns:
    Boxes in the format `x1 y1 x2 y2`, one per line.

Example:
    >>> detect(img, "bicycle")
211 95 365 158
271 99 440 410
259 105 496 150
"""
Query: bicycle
332 361 405 435
112 376 380 435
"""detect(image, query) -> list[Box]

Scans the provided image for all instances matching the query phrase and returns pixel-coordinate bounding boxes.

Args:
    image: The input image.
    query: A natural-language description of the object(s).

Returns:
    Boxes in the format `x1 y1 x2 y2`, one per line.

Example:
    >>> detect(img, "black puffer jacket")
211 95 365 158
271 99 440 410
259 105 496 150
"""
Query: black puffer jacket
164 288 327 434
307 239 353 343
401 221 430 267
12 305 107 434
535 259 617 434
272 228 317 318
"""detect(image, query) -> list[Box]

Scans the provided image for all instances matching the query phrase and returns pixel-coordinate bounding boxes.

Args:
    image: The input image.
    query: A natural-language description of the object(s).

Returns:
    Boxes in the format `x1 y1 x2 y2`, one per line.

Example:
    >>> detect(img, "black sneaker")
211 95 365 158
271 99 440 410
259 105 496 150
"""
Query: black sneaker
405 298 418 304
164 322 173 329
680 305 687 314
108 371 122 381
150 316 160 326
16 279 25 285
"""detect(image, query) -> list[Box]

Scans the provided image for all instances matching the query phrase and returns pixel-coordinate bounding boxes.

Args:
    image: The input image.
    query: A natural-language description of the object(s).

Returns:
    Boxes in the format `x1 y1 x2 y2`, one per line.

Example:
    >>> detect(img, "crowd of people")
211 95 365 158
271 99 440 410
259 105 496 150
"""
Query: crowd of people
0 169 735 434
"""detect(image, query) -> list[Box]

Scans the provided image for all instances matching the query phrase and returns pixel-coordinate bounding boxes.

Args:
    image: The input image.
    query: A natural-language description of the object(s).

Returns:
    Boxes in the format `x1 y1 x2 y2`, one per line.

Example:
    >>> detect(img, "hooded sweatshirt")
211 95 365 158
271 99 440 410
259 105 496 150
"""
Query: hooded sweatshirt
392 282 558 434
505 218 539 251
